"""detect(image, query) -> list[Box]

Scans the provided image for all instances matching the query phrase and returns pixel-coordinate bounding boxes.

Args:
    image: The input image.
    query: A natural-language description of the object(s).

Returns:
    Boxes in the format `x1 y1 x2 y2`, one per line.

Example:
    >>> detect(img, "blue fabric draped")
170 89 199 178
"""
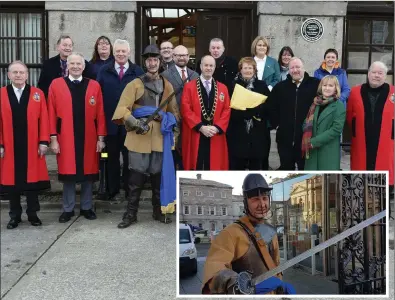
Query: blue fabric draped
132 107 177 214
255 276 296 295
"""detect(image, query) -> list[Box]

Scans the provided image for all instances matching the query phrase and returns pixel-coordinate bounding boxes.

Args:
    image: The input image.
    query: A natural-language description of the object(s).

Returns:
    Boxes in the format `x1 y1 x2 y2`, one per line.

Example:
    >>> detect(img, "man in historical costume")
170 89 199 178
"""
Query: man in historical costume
48 53 106 223
181 55 231 170
347 61 394 187
162 45 199 170
112 44 180 229
196 38 238 93
0 60 50 229
269 57 320 170
38 35 94 98
202 174 296 295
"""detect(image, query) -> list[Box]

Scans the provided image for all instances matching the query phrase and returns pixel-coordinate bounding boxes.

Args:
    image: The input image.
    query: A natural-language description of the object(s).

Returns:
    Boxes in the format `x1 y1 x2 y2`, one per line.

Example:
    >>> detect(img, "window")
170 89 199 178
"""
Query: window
209 206 216 216
221 207 227 216
345 17 394 85
198 223 203 229
208 192 214 197
197 206 203 215
0 8 47 87
182 190 190 196
183 205 190 215
196 191 203 196
221 192 226 198
210 222 216 231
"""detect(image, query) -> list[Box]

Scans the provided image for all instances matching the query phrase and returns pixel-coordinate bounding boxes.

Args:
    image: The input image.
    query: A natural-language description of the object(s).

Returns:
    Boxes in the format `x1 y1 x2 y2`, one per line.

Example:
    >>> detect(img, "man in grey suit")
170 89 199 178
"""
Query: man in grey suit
162 45 199 170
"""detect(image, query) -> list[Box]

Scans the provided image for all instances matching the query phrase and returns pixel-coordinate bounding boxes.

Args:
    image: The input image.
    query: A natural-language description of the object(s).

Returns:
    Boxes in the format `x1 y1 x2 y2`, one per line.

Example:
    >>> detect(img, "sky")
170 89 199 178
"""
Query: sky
177 171 291 196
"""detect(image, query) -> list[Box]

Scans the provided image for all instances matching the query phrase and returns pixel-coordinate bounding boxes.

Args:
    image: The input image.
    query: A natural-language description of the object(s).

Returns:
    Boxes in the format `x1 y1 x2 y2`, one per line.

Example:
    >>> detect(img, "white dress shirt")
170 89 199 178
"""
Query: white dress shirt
293 77 304 88
200 75 212 93
12 84 25 103
115 61 129 75
68 75 83 83
175 65 188 81
254 56 267 81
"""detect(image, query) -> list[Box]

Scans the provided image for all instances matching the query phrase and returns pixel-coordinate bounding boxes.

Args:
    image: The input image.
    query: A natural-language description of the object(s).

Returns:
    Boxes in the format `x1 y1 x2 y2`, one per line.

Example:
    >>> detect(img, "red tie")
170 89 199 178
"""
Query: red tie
181 69 186 81
119 65 125 80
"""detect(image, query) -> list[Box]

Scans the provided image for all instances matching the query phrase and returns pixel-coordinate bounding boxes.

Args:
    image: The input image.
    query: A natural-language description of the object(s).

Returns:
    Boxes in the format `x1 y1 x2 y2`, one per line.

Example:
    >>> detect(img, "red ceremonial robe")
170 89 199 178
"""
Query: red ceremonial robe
48 77 106 182
0 84 50 193
181 78 231 170
346 83 394 185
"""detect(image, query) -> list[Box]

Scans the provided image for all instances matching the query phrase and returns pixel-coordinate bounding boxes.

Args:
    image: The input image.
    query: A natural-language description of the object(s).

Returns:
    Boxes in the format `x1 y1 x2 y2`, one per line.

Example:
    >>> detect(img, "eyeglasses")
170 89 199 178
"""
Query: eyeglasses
174 54 189 58
161 47 173 50
98 42 110 46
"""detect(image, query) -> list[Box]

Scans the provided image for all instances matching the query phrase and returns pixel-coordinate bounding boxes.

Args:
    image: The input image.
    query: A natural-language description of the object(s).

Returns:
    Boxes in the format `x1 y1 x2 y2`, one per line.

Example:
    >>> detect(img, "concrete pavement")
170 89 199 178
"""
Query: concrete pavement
1 210 176 300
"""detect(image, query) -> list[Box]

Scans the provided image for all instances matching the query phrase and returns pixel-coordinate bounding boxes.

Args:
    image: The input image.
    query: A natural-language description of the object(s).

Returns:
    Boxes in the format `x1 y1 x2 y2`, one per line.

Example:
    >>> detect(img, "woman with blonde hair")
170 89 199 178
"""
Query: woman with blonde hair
302 75 346 170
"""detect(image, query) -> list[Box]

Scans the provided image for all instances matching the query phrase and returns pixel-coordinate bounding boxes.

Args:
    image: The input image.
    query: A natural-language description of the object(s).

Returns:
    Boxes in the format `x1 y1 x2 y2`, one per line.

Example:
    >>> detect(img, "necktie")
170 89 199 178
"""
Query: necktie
181 69 186 81
204 80 211 95
16 89 22 101
61 60 68 77
73 80 80 84
119 65 125 80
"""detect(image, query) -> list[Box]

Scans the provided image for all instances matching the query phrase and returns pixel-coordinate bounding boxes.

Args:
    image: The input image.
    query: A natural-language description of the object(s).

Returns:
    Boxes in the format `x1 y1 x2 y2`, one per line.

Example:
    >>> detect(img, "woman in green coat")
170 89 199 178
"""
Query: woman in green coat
302 75 346 170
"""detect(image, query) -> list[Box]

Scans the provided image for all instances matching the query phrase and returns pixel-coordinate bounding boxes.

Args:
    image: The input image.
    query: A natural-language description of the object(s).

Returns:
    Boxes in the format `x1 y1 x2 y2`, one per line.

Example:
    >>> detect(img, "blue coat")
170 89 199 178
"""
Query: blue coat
96 61 144 136
313 66 351 105
260 56 281 88
89 57 114 79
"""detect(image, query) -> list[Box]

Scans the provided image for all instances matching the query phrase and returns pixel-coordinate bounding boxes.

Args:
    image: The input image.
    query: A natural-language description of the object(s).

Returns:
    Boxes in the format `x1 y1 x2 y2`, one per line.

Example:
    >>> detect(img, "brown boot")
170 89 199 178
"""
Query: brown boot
118 170 146 229
150 172 172 224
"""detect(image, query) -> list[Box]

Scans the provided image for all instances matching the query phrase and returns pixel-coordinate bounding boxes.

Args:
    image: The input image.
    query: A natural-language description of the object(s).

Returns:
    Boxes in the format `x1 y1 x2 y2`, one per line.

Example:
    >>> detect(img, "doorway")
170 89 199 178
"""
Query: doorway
135 2 257 68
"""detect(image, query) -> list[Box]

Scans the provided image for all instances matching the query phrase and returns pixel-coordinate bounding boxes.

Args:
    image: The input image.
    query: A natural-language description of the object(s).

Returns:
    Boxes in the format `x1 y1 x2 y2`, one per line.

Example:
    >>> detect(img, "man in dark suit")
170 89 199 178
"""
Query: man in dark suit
195 38 238 93
38 35 94 98
162 45 199 170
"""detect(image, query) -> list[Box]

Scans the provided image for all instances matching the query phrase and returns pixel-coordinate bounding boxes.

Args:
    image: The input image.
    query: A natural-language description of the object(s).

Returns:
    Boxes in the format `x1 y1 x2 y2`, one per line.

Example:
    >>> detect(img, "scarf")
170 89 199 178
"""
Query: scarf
301 94 336 159
236 73 257 133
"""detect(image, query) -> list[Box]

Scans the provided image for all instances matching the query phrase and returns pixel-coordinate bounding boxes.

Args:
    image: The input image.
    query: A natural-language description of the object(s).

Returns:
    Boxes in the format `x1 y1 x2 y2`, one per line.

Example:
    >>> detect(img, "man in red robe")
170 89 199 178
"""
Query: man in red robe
347 61 394 186
181 55 231 170
0 60 50 229
48 53 106 223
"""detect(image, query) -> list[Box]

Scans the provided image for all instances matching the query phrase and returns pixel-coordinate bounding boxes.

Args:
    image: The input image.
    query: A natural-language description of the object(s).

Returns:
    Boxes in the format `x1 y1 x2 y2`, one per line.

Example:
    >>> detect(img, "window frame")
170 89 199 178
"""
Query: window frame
183 205 190 215
221 192 227 198
209 206 216 216
221 206 227 216
197 205 204 215
182 190 190 196
196 190 203 196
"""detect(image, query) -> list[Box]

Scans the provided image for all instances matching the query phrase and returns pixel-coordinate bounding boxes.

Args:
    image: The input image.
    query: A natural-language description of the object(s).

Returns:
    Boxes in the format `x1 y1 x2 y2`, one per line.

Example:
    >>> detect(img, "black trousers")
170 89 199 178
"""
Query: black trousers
230 157 264 170
277 144 305 171
105 134 129 195
9 191 40 219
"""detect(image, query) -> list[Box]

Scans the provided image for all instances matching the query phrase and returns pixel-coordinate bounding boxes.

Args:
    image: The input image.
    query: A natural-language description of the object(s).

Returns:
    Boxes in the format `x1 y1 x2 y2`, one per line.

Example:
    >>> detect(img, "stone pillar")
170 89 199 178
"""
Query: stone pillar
45 1 137 62
257 1 347 74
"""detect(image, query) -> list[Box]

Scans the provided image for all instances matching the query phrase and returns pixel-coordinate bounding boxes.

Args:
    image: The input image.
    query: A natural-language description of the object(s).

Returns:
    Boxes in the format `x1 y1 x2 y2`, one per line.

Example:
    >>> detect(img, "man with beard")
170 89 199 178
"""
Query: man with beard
159 41 175 72
38 35 94 98
347 61 394 187
112 44 180 228
181 55 231 170
269 57 320 170
48 53 107 223
196 38 238 93
0 60 50 229
162 45 199 170
202 174 295 295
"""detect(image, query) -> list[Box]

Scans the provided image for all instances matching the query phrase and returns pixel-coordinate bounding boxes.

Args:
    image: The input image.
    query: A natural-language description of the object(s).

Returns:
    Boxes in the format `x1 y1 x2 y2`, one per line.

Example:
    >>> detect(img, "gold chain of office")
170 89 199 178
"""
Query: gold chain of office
197 79 218 124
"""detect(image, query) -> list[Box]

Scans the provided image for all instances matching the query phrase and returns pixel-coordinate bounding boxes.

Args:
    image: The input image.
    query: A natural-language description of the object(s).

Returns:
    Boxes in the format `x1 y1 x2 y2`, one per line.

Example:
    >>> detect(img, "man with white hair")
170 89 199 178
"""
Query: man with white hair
347 61 394 187
0 60 50 229
96 39 144 200
48 52 107 223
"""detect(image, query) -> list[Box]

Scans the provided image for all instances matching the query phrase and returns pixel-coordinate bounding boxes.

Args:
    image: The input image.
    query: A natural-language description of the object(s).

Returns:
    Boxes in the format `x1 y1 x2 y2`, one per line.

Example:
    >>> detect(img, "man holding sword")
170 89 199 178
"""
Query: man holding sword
0 60 50 229
112 44 180 228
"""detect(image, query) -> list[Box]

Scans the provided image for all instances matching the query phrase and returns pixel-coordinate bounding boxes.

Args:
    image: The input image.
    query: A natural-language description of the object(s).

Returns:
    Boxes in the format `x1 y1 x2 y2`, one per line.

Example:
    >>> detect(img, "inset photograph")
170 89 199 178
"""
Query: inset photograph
177 171 390 296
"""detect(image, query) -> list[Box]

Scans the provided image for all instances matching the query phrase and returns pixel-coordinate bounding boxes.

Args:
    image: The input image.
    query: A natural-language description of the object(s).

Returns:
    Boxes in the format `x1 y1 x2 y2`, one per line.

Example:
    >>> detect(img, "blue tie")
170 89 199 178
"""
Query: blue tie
73 80 80 84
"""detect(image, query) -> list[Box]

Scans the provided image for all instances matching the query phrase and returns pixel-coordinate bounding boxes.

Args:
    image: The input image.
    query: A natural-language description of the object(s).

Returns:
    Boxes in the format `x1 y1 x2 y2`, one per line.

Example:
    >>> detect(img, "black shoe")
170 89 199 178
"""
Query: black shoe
7 218 21 229
28 216 42 226
117 212 137 229
80 209 97 220
59 211 75 223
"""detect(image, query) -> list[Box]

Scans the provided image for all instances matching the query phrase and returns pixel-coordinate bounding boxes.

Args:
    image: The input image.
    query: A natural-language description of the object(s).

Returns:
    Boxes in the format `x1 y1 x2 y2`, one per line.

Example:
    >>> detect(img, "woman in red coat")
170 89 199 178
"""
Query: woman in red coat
0 61 50 229
346 61 394 185
181 55 231 170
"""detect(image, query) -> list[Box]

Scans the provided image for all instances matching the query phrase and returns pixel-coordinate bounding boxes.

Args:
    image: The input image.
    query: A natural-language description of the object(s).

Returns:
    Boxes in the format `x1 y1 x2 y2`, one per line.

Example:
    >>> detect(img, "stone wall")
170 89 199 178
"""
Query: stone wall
45 1 137 62
257 1 347 75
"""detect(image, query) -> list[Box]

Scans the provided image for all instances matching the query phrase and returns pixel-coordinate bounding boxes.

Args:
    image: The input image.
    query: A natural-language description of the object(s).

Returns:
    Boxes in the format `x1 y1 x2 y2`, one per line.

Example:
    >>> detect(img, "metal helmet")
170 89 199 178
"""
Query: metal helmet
242 173 272 218
142 44 161 59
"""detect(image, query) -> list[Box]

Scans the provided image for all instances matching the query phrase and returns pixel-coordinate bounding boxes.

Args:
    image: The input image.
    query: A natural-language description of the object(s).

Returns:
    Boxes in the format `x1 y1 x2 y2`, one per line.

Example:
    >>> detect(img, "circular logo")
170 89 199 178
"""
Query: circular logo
301 18 324 42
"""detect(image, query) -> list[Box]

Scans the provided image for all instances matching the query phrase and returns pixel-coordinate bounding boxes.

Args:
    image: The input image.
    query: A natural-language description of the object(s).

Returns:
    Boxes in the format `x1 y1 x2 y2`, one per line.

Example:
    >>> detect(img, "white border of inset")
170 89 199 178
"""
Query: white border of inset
176 170 390 298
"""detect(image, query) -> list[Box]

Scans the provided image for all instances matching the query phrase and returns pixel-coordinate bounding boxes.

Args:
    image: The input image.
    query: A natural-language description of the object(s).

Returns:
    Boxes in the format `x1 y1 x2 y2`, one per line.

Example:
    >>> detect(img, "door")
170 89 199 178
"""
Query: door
196 10 253 63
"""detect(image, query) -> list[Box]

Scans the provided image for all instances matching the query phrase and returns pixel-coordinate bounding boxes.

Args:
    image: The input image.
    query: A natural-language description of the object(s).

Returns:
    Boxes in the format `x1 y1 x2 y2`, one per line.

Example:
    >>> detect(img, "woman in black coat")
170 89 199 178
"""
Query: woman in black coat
227 57 271 170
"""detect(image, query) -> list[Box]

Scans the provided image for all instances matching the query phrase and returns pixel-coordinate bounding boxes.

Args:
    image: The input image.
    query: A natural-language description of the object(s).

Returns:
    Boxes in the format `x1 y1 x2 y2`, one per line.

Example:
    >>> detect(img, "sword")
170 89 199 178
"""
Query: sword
235 210 387 295
139 78 188 133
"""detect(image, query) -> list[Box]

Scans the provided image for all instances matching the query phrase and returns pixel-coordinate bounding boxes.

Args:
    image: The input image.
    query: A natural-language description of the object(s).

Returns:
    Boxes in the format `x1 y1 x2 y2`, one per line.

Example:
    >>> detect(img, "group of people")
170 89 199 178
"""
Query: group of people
0 34 393 233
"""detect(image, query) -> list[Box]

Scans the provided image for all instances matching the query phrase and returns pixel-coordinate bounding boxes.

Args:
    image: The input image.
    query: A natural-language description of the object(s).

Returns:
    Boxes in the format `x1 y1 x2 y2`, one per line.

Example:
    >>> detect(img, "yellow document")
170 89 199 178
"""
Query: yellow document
230 84 268 110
